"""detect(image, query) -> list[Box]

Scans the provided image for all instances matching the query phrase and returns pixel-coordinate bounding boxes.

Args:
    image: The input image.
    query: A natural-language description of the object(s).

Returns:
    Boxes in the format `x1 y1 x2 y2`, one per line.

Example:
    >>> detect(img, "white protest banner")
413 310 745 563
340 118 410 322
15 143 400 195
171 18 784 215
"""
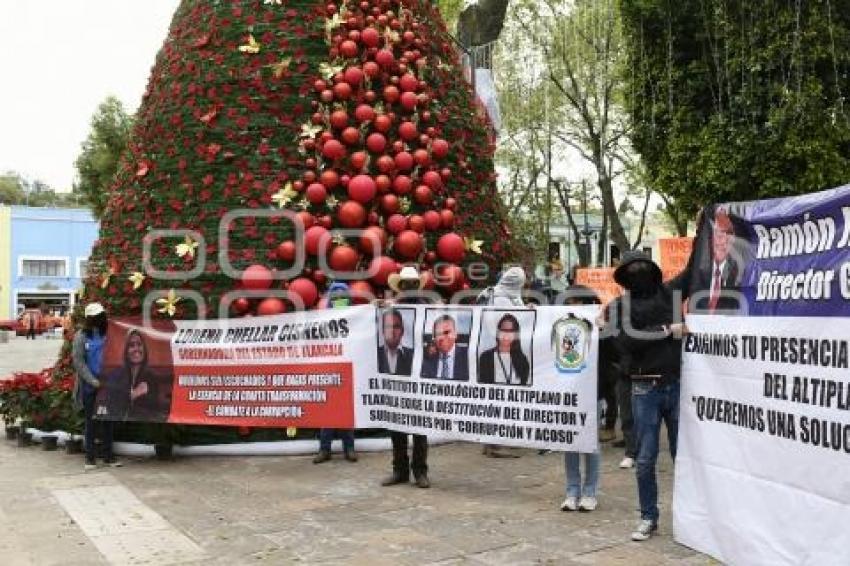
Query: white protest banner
673 186 850 566
358 305 599 452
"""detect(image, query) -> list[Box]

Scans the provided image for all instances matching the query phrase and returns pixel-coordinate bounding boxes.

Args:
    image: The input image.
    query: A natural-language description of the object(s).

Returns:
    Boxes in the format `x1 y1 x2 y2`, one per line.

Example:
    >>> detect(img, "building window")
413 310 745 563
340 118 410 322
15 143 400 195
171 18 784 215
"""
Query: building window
78 259 89 278
22 259 67 277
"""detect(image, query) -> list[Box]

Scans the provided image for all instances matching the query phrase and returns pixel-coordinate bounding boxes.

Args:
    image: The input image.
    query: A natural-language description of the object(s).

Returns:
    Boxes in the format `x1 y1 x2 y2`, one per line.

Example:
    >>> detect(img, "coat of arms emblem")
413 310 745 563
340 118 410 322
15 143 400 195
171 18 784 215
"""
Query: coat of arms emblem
551 314 591 373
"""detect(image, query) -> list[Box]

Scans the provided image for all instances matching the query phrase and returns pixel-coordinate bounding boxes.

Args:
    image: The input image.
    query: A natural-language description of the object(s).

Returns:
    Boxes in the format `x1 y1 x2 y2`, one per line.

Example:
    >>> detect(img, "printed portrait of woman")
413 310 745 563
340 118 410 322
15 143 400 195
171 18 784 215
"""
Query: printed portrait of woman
105 329 171 421
477 313 532 386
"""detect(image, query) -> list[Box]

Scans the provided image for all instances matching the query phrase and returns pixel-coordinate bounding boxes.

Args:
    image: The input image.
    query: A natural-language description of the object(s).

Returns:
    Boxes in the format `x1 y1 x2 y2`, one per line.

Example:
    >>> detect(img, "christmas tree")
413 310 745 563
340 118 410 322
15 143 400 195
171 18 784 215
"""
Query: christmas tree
50 0 520 439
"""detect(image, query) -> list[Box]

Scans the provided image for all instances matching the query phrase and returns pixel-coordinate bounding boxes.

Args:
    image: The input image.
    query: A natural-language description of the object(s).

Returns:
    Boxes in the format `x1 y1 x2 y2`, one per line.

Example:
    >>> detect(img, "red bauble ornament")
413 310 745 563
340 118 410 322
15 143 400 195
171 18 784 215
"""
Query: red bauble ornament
374 114 392 133
361 27 380 48
383 85 400 103
355 104 376 123
366 133 387 153
376 155 395 173
305 225 330 255
359 225 387 254
276 240 297 262
392 174 412 194
394 230 423 259
386 213 407 235
444 197 457 210
432 138 449 158
341 127 360 145
288 277 319 307
400 91 418 111
399 74 418 92
413 184 433 205
422 210 441 231
306 182 327 204
321 139 346 160
440 209 455 228
437 233 466 263
381 193 400 214
330 110 349 129
394 152 413 171
375 49 395 68
350 150 368 170
333 82 353 100
363 60 380 77
424 251 437 264
348 174 377 203
296 211 315 230
340 40 359 58
398 121 418 141
375 174 392 193
232 297 251 314
312 269 327 286
242 264 273 290
438 263 465 291
329 245 360 271
422 170 442 190
257 297 286 316
407 214 425 233
343 67 364 87
413 148 430 166
349 280 374 303
369 256 398 286
320 169 340 189
337 200 367 228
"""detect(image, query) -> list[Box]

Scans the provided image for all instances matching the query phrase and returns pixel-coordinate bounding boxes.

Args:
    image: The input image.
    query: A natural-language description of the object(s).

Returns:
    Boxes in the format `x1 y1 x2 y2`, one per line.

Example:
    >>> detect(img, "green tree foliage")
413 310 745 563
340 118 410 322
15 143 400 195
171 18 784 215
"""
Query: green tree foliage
621 0 850 214
74 96 133 218
0 172 79 208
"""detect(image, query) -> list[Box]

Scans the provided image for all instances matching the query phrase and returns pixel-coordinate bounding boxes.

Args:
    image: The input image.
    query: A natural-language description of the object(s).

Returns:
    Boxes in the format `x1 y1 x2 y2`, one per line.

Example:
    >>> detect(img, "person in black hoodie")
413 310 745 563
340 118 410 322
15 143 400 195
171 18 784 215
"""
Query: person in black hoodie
611 251 687 542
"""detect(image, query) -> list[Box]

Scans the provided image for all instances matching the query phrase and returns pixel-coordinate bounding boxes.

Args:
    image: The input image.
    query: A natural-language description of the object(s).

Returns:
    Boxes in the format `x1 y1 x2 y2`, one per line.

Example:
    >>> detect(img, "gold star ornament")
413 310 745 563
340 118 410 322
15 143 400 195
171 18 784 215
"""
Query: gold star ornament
156 289 182 317
128 272 146 290
464 237 484 254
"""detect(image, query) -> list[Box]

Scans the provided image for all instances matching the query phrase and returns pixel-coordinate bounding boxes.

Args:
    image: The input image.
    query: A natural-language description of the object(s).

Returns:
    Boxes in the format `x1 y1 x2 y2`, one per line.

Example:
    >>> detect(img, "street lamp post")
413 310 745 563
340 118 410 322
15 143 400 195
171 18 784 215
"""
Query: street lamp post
580 180 592 266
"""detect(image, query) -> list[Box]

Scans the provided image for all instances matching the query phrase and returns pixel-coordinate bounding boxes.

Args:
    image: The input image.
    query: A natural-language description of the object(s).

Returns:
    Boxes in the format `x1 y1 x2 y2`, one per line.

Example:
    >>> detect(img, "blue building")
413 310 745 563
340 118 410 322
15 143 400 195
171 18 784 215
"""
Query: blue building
8 206 99 316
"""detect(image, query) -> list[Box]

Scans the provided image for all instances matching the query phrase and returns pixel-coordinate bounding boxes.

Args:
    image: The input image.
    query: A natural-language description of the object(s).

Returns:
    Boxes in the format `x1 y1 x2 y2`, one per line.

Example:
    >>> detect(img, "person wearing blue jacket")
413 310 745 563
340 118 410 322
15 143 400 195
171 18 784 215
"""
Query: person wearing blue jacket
313 282 358 464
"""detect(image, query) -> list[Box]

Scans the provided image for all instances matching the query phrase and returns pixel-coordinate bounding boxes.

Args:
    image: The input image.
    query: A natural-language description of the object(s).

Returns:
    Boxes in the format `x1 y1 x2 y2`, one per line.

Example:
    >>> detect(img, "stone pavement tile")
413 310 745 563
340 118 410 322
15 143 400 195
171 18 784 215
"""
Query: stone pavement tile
88 528 205 565
462 541 584 565
571 542 713 566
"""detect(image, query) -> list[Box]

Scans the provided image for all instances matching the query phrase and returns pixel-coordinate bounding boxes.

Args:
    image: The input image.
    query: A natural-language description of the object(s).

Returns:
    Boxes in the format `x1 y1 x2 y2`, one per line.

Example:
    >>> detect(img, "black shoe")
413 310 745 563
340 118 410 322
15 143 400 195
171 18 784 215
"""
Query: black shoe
343 449 358 462
313 450 331 464
612 439 626 448
381 472 409 486
413 474 430 489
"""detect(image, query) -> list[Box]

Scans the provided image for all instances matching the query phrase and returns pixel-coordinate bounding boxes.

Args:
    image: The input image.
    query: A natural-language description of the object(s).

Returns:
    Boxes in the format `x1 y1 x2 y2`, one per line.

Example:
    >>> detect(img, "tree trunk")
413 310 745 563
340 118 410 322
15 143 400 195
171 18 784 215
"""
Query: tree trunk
595 162 630 252
554 182 589 266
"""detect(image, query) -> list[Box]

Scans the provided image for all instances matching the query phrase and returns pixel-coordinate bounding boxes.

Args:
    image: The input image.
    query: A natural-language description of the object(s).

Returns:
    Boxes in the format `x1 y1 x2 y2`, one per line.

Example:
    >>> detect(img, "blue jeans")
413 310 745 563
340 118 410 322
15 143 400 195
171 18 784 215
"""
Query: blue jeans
318 429 354 452
632 380 679 523
83 390 113 463
564 451 600 498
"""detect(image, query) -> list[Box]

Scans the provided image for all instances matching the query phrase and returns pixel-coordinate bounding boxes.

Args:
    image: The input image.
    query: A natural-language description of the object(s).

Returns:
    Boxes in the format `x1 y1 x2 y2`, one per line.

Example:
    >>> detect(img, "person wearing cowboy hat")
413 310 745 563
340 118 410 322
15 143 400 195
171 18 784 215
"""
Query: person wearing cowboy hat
380 265 436 488
72 302 121 471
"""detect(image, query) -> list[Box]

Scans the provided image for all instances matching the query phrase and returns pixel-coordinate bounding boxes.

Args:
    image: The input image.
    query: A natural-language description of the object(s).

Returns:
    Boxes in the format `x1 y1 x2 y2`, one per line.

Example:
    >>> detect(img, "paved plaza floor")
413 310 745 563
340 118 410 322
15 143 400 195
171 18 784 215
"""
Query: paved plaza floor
0 336 713 565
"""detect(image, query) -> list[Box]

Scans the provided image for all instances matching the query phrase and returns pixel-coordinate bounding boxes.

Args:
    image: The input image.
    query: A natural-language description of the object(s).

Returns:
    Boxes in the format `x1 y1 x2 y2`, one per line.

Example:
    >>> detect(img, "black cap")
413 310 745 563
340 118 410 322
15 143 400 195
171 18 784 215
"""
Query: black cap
613 251 662 288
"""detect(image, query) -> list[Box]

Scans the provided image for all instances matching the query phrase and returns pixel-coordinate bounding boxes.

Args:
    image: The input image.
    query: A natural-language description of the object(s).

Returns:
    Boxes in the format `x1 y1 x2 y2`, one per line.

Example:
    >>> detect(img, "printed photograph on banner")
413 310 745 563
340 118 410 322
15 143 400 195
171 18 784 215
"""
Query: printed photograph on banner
420 308 472 381
97 320 175 422
688 205 749 314
476 309 536 387
376 307 416 376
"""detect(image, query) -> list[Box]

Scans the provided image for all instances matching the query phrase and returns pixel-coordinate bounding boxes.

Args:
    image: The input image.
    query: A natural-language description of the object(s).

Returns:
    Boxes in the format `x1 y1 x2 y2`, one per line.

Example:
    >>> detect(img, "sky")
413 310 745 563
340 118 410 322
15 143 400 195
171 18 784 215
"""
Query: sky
0 1 180 191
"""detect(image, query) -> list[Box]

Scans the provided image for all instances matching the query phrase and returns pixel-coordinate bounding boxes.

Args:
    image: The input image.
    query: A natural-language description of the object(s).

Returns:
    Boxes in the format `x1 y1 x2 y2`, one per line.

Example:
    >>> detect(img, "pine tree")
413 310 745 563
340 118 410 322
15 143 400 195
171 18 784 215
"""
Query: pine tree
73 0 517 321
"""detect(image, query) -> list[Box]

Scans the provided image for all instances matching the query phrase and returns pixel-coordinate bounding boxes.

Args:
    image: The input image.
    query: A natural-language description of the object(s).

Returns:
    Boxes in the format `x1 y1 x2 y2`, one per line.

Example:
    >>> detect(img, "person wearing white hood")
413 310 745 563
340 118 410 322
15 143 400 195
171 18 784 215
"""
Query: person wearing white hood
477 266 528 458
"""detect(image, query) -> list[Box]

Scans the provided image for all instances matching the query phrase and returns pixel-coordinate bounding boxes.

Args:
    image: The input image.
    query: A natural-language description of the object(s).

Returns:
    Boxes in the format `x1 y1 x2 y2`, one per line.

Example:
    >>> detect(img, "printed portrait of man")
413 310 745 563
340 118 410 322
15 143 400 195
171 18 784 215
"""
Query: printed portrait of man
420 312 470 381
697 206 743 313
377 308 414 376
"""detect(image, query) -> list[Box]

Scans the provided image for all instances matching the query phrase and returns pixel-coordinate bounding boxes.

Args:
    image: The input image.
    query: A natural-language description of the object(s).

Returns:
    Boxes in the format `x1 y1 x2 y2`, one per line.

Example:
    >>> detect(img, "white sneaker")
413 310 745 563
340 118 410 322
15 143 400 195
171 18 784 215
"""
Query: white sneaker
559 496 578 511
84 462 97 472
578 496 597 511
631 519 657 541
619 456 634 469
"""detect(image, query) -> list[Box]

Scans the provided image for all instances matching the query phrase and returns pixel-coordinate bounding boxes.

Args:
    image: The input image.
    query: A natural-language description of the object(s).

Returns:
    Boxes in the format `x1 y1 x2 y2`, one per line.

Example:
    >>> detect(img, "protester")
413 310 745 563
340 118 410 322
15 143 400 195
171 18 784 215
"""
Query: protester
71 302 121 470
477 266 527 458
380 266 435 488
560 285 602 512
314 281 358 464
611 252 686 541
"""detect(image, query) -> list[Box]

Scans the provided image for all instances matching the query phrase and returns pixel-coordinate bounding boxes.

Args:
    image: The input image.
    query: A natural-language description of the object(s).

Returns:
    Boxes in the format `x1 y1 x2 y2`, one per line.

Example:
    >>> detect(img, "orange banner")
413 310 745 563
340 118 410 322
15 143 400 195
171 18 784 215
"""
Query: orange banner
575 268 621 304
659 237 693 280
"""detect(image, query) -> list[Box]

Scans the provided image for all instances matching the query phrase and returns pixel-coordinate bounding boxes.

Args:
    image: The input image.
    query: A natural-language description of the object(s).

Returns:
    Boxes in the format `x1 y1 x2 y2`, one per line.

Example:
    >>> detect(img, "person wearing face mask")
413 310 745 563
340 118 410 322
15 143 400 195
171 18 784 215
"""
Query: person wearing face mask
610 251 687 542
